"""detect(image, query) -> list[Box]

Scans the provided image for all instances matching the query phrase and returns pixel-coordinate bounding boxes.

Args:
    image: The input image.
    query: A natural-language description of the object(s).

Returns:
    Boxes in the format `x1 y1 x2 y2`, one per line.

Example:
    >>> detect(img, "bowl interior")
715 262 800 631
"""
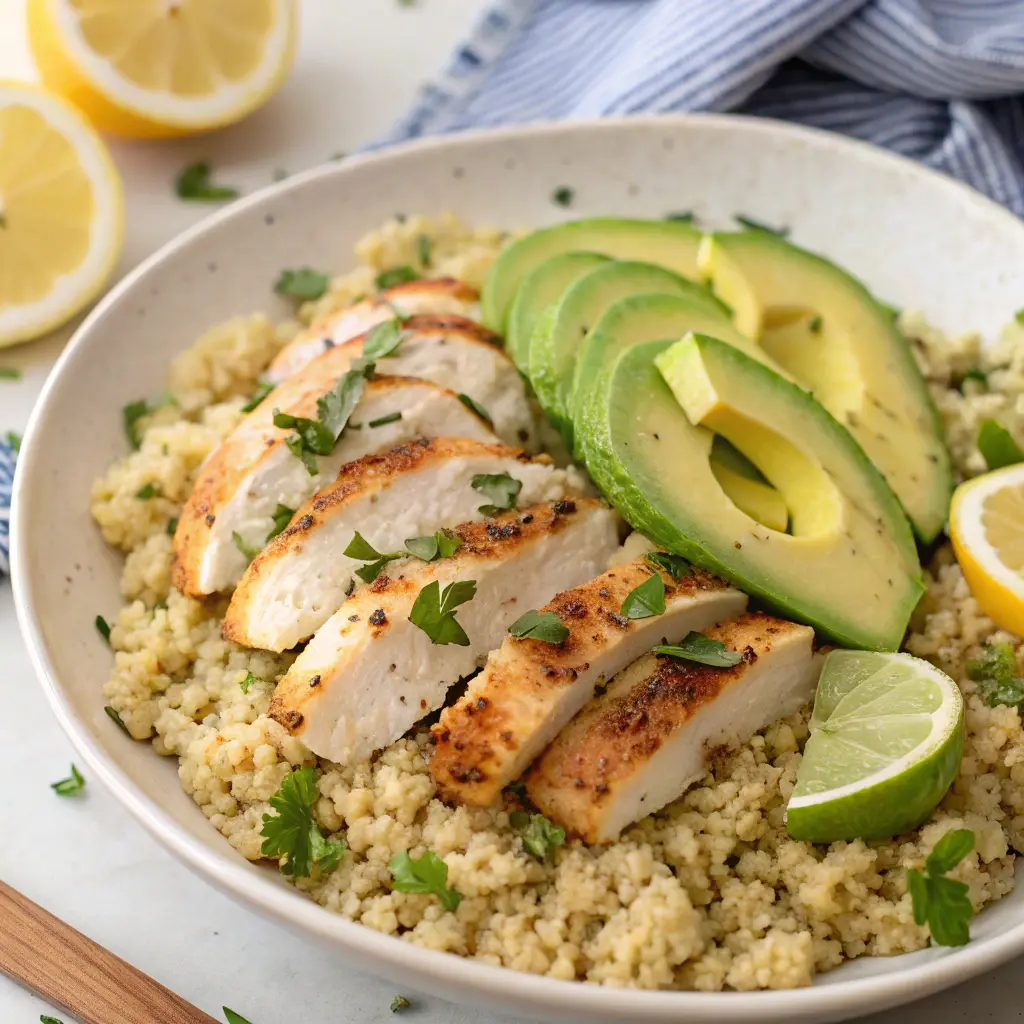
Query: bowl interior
14 115 1024 1023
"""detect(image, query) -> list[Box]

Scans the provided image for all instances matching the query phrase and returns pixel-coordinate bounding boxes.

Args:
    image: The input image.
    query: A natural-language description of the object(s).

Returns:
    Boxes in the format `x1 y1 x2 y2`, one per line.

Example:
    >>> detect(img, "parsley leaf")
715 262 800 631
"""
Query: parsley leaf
471 472 521 516
344 531 405 582
167 517 179 535
665 210 694 222
275 267 330 301
645 551 691 582
240 671 259 694
232 531 261 563
0 366 21 380
122 399 150 450
417 233 432 268
552 186 574 207
5 429 21 453
409 579 476 646
242 379 275 413
95 614 111 644
391 995 411 1013
51 763 85 796
267 504 295 543
621 573 665 619
368 411 402 427
175 161 239 202
967 642 1024 707
508 609 568 644
735 214 789 236
404 529 462 562
135 483 158 500
957 368 988 392
360 318 405 362
907 828 975 946
653 632 743 667
260 766 347 878
510 810 565 860
40 1017 67 1024
978 419 1024 471
457 392 493 426
223 1009 254 1024
375 265 419 290
104 705 130 735
388 849 462 911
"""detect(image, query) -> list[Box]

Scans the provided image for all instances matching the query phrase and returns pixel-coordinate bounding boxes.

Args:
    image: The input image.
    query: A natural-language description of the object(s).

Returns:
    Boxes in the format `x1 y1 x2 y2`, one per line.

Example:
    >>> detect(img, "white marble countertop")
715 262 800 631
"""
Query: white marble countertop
0 1 1018 1020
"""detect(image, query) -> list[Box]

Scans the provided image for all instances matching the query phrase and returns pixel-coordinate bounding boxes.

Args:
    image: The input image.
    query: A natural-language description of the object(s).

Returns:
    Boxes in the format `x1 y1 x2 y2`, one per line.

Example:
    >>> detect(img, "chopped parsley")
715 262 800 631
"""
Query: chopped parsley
40 1017 67 1024
95 614 111 644
664 210 695 222
375 265 419 290
404 529 462 562
122 399 151 450
967 642 1024 707
260 766 347 878
240 671 260 694
644 551 691 582
620 573 665 619
344 531 405 583
977 418 1024 470
388 849 462 911
361 318 406 361
409 579 476 646
267 504 295 543
175 161 239 202
0 366 21 379
508 609 569 644
390 995 411 1013
735 214 788 236
417 233 432 268
957 368 988 392
907 828 975 946
552 186 574 207
510 810 565 860
135 483 158 500
5 429 21 453
274 267 330 301
223 1008 254 1024
167 517 179 535
232 531 261 563
51 763 85 796
242 379 275 413
808 315 823 333
368 411 402 428
104 705 130 735
457 392 493 425
471 472 521 516
653 632 743 667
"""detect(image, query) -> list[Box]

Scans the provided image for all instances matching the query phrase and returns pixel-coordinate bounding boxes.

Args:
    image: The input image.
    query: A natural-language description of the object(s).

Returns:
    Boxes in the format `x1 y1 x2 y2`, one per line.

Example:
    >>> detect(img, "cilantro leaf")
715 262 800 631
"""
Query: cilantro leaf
409 579 476 646
552 186 574 207
95 614 111 644
167 517 179 535
735 214 789 236
344 531 405 582
232 531 261 563
260 766 347 878
175 161 239 202
509 810 565 860
388 849 462 911
242 379 275 413
375 266 419 290
471 472 521 516
368 411 402 427
907 828 975 947
457 392 493 425
284 432 319 475
104 705 130 735
0 366 22 379
51 763 85 796
391 995 411 1013
240 671 259 694
267 504 295 543
621 573 665 619
978 419 1024 470
404 529 462 562
274 267 329 301
967 642 1024 707
135 483 158 500
344 531 387 561
5 429 21 453
360 319 405 362
223 1009 254 1024
417 233 432 268
653 632 743 667
645 551 691 581
508 609 568 644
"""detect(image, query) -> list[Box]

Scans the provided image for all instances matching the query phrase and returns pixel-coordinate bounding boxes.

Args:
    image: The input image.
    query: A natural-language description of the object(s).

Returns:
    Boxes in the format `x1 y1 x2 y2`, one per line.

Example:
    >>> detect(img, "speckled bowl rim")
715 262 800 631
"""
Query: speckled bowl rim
13 114 1024 1024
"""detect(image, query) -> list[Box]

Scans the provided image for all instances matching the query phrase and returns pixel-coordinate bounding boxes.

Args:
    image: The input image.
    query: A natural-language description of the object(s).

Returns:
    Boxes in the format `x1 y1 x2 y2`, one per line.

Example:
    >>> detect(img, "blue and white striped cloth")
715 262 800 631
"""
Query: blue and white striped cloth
3 0 1024 576
0 443 12 576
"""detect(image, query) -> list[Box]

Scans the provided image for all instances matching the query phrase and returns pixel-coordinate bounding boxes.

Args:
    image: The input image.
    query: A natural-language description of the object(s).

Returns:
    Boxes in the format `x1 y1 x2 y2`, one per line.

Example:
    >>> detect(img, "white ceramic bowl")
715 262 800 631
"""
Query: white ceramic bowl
13 115 1024 1024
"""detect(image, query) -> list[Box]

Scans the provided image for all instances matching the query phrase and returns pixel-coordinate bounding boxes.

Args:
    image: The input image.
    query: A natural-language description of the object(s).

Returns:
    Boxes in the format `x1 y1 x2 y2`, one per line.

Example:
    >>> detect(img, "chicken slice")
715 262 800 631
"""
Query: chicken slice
266 279 479 382
430 559 748 807
526 613 820 843
269 499 622 763
223 437 587 651
172 378 497 597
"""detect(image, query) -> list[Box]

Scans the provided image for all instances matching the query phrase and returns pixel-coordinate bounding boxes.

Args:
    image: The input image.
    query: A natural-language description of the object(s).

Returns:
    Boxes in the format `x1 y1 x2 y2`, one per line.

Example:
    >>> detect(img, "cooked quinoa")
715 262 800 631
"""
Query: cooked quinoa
91 213 1024 992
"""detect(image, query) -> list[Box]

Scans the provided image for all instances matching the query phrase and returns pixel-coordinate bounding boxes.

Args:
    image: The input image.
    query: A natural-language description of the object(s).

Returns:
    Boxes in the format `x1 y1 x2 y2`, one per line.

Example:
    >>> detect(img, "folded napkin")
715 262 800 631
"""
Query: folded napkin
0 442 12 576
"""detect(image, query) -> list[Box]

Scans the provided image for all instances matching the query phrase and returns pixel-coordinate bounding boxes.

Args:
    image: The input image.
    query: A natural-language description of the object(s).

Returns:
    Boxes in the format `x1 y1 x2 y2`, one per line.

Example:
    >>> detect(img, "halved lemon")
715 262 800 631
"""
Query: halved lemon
0 81 123 347
27 0 298 139
950 463 1024 635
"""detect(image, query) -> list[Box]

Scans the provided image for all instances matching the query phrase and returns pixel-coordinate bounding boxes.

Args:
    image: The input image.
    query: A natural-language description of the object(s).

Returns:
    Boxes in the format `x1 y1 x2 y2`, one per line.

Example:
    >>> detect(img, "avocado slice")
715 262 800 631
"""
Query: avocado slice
700 231 952 542
505 251 610 370
527 260 712 442
583 334 922 651
481 218 702 331
709 437 788 533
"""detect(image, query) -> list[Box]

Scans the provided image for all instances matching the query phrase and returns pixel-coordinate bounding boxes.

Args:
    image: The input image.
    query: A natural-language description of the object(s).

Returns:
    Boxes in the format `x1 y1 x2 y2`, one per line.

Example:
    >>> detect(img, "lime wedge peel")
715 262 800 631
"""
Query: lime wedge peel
786 650 964 844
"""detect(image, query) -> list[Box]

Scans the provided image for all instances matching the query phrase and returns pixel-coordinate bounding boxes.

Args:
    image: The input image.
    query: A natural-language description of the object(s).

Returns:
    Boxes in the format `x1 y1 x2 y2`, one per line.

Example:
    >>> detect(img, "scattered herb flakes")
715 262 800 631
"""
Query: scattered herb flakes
95 614 112 644
409 579 476 646
240 671 260 694
509 810 565 860
620 572 665 619
735 214 788 236
274 267 330 301
958 368 988 392
390 995 411 1013
644 551 691 582
375 265 419 290
167 517 179 536
368 411 402 428
175 161 240 202
967 642 1024 707
0 366 21 379
471 471 521 516
551 186 574 207
653 632 743 667
404 529 462 562
104 705 130 735
242 379 275 413
122 399 151 450
232 531 261 563
665 210 695 222
457 392 493 426
51 763 86 796
6 429 22 453
907 828 976 946
345 531 405 583
977 418 1024 471
135 483 158 500
388 849 462 911
417 233 432 268
508 609 569 644
267 504 295 543
223 1008 254 1024
808 315 823 333
260 766 347 878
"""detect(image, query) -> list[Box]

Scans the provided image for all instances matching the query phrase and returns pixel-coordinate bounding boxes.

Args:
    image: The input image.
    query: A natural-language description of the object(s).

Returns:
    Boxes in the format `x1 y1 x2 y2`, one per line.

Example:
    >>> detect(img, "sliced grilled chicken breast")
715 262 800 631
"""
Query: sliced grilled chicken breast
430 559 748 807
266 279 480 382
269 499 621 763
527 613 819 843
223 438 585 651
172 378 496 597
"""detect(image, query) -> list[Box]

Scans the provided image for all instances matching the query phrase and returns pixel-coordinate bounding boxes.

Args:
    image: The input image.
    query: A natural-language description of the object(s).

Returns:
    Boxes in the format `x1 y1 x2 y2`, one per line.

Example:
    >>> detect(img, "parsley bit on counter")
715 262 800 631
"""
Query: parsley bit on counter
5 429 22 453
175 161 239 202
552 186 574 207
51 763 86 796
223 1009 254 1024
388 849 462 911
95 614 111 644
390 996 411 1013
907 828 976 947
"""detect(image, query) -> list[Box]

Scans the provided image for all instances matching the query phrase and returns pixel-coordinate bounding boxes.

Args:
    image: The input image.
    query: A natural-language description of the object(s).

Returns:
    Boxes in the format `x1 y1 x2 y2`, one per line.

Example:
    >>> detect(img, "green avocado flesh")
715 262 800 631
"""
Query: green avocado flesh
583 335 923 650
527 260 713 443
504 251 610 369
701 230 952 542
481 217 702 331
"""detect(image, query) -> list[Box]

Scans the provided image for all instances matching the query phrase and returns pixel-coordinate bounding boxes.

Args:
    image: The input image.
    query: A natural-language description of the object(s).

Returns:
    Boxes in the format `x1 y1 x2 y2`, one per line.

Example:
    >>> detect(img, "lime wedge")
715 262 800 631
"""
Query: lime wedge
786 650 964 843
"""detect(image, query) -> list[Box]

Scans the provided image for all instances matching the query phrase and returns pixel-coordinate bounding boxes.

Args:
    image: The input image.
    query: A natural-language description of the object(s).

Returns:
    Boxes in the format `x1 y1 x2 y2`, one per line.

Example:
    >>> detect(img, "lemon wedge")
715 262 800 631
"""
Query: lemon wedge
27 0 298 139
950 463 1024 635
0 81 123 347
